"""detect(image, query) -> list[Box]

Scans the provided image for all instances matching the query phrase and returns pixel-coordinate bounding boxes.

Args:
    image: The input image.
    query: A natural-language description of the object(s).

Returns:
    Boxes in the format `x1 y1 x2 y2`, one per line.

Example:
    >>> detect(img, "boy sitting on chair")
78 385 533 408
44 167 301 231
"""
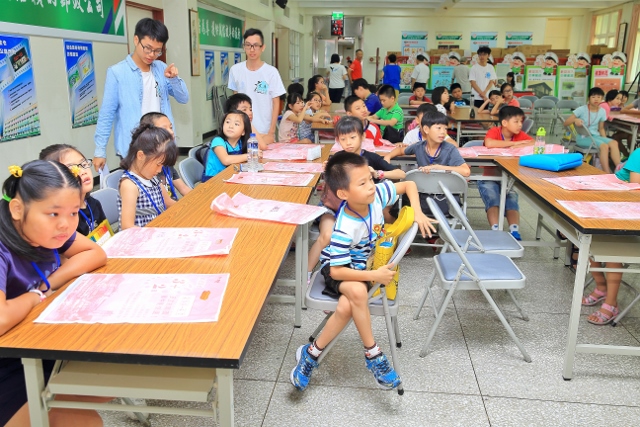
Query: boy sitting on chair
291 151 435 392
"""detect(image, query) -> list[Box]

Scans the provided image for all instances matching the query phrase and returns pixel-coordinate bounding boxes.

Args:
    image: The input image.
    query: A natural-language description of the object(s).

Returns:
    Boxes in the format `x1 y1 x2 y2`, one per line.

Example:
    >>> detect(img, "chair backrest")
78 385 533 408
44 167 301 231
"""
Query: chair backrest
521 95 538 104
188 146 201 159
438 183 484 251
405 169 468 212
556 100 579 111
179 158 204 189
398 93 412 105
517 98 533 109
533 99 556 110
90 188 119 227
522 118 534 134
541 95 559 104
426 198 479 279
462 139 484 147
388 223 419 267
102 169 124 190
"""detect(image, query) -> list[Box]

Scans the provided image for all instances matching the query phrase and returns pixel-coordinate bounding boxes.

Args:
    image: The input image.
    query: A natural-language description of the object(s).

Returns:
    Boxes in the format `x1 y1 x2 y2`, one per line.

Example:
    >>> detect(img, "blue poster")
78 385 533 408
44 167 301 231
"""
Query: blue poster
429 65 454 89
204 50 215 100
220 52 229 86
0 34 40 142
234 52 241 64
64 40 98 128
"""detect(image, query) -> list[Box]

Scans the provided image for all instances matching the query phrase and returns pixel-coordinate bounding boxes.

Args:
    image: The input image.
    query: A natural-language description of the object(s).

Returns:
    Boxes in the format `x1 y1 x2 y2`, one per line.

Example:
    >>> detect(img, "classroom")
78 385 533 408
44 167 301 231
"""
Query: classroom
2 0 640 426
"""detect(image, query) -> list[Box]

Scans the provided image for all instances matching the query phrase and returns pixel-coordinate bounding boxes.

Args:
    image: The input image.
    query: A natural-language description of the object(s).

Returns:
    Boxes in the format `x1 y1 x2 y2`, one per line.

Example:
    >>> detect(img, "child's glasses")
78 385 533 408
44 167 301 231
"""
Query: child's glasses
66 159 93 170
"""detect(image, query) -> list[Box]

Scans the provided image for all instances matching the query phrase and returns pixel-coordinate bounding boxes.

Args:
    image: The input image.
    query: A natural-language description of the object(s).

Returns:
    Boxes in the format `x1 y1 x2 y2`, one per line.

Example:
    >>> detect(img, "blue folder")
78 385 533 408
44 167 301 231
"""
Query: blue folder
519 153 584 172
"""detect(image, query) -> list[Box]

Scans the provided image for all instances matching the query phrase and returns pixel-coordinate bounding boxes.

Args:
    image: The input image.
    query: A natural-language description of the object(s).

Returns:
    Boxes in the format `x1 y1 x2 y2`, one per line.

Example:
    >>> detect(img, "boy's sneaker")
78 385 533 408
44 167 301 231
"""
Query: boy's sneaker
511 230 522 241
290 344 319 391
365 353 402 390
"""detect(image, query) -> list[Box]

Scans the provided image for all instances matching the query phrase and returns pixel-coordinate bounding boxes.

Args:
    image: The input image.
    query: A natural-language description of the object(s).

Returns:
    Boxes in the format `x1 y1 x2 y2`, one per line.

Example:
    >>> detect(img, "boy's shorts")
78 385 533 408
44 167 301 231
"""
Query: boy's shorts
320 264 370 298
577 135 611 148
477 180 519 212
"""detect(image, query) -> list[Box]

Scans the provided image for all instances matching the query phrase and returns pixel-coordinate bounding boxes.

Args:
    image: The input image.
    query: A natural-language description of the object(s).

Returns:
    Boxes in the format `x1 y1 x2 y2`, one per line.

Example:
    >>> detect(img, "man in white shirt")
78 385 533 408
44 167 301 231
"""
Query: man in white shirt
228 28 285 145
410 55 430 87
452 55 471 93
469 46 497 108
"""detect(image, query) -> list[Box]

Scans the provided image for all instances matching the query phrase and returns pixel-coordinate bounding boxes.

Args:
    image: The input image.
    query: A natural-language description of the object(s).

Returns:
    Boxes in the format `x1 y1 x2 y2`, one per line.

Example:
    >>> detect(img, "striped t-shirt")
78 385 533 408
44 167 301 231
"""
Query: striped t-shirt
320 181 397 270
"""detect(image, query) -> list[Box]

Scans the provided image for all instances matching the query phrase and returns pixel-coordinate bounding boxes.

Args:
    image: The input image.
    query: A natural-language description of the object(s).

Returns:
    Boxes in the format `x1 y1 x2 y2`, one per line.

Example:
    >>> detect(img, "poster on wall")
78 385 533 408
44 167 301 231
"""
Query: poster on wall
556 66 587 104
566 53 591 79
63 40 98 128
234 52 241 64
204 50 215 101
495 63 512 86
0 0 125 42
220 52 229 85
401 31 427 64
436 32 462 49
506 32 533 48
590 51 627 94
0 34 40 143
501 52 526 90
399 63 415 90
429 65 454 90
523 66 557 98
471 32 498 49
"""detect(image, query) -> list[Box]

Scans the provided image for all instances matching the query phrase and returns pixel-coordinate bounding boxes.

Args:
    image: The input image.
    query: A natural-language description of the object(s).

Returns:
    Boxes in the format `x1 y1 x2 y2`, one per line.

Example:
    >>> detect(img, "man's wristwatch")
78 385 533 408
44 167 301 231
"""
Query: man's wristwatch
29 289 46 302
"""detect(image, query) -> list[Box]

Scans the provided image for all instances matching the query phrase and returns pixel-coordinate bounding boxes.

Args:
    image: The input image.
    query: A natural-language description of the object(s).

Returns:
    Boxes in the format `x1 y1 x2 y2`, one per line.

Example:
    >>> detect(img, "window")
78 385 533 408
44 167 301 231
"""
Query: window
289 30 301 81
592 11 621 48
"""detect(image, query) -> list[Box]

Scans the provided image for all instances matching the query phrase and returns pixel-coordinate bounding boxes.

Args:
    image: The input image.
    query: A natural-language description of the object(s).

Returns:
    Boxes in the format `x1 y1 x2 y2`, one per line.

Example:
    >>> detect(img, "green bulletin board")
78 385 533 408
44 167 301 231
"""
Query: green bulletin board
198 7 244 49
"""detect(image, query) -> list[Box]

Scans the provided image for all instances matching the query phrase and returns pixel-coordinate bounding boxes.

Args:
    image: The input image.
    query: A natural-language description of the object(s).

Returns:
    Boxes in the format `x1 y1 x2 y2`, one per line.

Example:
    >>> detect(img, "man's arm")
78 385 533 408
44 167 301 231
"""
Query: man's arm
164 63 189 103
270 97 280 138
93 67 119 171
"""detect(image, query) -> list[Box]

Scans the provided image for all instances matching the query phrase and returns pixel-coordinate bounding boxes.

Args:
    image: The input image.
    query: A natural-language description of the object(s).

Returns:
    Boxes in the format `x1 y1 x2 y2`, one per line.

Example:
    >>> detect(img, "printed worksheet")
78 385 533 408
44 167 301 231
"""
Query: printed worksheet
262 143 322 160
557 201 640 219
101 227 238 258
458 144 566 157
225 172 314 187
35 274 229 324
544 174 640 191
262 162 324 173
211 192 327 225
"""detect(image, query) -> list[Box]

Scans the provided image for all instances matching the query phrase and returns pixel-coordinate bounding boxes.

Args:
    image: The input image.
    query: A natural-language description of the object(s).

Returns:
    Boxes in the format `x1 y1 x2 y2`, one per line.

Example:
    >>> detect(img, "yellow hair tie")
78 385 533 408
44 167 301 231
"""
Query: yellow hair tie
8 165 22 178
69 165 81 177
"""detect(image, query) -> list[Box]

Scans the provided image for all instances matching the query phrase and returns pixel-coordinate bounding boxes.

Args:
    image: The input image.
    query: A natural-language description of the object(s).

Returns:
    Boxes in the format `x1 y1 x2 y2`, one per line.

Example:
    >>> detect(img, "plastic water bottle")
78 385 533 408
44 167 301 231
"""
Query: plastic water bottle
534 127 546 154
469 108 476 119
247 133 259 172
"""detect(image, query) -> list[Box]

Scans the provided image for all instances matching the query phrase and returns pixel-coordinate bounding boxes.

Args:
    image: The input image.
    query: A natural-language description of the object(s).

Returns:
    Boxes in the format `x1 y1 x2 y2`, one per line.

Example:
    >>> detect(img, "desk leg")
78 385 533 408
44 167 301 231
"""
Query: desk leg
457 121 461 145
563 233 592 380
631 125 638 154
216 369 234 427
294 224 308 328
22 358 49 427
314 130 319 144
497 171 508 230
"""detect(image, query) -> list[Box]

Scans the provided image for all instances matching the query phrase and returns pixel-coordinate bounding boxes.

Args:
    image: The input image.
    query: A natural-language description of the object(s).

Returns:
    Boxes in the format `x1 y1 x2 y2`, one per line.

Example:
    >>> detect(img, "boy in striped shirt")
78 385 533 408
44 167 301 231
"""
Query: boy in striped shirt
291 151 435 392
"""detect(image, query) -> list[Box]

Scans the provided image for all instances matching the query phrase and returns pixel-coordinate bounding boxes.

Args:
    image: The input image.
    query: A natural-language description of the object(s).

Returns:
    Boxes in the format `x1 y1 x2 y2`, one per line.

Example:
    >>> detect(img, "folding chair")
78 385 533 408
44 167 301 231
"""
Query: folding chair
102 169 124 190
178 158 204 189
188 145 202 159
462 139 484 148
522 117 534 135
553 100 579 135
91 188 120 233
572 123 600 167
418 198 531 362
541 95 559 104
398 93 412 106
414 183 524 320
305 223 419 395
533 99 556 133
517 98 533 116
520 95 538 105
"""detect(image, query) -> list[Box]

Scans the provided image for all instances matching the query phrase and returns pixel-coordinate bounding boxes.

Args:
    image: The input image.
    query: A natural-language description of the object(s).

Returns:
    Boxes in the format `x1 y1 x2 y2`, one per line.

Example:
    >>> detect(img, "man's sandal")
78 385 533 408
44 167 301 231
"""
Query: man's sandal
582 288 607 306
587 303 619 325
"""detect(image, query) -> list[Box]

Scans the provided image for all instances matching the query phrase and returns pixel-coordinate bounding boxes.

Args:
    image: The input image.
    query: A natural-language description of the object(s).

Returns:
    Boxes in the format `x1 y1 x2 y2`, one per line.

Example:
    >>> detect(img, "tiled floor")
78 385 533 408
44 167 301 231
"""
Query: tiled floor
100 185 640 426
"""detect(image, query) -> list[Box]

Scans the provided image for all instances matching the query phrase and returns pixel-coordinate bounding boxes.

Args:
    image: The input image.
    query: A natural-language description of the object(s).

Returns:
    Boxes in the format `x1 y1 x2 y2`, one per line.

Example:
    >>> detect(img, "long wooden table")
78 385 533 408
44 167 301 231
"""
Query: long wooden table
0 150 330 426
494 158 640 379
608 111 640 154
448 107 498 145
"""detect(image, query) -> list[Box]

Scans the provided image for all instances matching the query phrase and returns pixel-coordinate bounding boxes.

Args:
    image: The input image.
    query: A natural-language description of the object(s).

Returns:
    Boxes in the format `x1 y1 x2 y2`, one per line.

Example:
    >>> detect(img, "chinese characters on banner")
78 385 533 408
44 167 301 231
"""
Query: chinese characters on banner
401 31 427 64
64 40 98 128
198 7 244 49
436 32 462 49
556 66 587 103
471 32 498 49
220 52 229 85
506 32 533 48
204 50 215 100
0 34 40 143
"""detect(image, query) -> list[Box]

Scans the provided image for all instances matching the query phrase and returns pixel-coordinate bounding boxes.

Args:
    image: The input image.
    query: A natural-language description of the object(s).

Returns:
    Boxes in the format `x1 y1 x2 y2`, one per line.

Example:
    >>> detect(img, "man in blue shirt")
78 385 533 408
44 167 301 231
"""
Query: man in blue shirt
93 18 189 172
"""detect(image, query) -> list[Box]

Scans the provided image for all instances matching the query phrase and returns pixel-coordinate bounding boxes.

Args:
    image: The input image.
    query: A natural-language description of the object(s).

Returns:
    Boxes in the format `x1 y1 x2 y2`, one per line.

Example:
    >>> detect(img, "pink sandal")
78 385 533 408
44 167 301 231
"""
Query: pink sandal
582 288 607 306
587 303 619 325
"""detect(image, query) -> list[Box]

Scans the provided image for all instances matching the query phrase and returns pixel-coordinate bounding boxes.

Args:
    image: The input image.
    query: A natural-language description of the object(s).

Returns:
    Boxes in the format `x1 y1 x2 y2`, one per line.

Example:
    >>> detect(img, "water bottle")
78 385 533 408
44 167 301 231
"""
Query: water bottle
534 127 546 154
247 133 259 172
469 108 476 119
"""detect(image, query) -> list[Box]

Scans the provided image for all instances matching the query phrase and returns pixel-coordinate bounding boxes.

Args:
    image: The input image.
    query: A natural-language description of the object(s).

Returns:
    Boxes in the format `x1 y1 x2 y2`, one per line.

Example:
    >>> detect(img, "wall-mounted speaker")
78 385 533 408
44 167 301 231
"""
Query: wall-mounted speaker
275 0 288 9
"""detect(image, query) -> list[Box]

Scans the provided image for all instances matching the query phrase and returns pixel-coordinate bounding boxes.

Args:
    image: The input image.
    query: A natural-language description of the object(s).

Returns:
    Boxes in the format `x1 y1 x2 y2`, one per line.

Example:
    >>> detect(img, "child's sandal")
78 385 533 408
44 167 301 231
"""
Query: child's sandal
582 288 607 306
587 303 619 325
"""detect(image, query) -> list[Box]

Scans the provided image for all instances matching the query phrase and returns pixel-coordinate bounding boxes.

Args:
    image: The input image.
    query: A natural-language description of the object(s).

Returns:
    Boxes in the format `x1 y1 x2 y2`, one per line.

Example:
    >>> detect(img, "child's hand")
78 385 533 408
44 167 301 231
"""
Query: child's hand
414 210 437 238
395 143 406 148
368 166 377 177
574 119 584 127
257 149 264 158
322 160 328 170
372 263 397 286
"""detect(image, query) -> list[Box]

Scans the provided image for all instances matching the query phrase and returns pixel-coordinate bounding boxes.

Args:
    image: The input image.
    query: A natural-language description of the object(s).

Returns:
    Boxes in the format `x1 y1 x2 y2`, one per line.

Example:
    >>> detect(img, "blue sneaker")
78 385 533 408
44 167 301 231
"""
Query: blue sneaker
511 230 522 241
290 344 319 391
365 353 401 390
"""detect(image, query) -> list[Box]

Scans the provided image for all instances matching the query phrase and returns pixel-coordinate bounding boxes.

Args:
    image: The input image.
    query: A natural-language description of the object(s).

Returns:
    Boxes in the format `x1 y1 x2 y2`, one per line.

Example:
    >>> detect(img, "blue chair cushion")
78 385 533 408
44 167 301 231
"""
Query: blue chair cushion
450 230 522 253
436 253 523 282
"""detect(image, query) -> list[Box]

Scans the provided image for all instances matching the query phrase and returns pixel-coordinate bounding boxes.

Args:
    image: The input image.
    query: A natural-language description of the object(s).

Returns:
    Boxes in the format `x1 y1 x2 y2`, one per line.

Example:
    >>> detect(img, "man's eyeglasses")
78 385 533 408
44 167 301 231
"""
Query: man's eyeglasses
139 42 165 57
244 43 263 51
66 159 93 170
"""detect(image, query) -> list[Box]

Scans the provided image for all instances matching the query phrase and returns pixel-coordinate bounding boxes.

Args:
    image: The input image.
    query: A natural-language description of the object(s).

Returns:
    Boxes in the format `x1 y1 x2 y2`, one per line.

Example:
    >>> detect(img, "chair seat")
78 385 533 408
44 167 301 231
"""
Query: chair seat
450 230 524 257
434 253 525 289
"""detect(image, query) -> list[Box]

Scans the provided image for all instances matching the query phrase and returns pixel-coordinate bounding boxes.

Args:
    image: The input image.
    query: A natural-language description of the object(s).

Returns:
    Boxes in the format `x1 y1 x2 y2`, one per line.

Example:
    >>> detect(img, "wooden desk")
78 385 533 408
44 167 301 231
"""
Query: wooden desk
495 158 640 380
448 107 498 145
0 171 314 427
310 121 335 143
608 112 640 154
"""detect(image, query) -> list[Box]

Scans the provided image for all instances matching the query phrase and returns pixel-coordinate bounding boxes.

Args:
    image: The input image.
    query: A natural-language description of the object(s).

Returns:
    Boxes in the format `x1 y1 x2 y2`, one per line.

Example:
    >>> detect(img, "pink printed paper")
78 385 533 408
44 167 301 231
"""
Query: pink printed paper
613 114 640 124
458 144 566 157
457 147 479 158
225 172 314 187
35 274 229 324
558 201 640 220
330 138 397 153
544 174 640 191
262 143 322 160
101 227 239 258
262 162 324 173
211 192 328 225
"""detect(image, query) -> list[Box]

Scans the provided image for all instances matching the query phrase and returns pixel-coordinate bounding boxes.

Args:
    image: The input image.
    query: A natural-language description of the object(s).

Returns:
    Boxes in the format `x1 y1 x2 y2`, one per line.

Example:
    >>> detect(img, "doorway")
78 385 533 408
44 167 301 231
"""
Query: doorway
125 2 165 62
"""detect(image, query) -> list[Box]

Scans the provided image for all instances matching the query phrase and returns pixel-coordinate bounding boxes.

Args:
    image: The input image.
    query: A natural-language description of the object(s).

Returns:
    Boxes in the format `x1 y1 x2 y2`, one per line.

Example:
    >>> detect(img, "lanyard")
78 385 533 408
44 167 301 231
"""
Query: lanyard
31 249 60 292
162 166 177 200
338 201 374 250
124 171 165 215
78 202 94 232
425 143 443 164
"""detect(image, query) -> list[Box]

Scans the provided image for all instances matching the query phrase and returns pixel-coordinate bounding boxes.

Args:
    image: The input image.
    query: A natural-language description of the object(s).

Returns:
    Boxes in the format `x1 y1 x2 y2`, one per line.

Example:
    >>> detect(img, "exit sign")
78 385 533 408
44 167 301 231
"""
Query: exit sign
331 12 344 36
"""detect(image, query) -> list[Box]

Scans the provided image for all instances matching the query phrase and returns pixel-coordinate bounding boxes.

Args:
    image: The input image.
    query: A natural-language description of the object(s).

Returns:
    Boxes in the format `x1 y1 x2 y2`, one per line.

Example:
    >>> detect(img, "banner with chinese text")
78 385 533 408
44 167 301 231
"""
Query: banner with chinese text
198 7 244 49
556 66 587 104
401 31 427 64
471 32 498 49
436 32 462 49
64 40 98 128
506 32 533 48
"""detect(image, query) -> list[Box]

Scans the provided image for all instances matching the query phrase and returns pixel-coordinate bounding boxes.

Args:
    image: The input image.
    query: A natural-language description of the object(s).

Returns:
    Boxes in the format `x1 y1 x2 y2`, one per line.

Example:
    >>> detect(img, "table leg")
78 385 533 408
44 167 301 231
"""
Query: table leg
562 233 592 380
457 121 461 145
216 369 234 427
314 130 319 144
497 171 508 230
631 125 638 154
22 358 50 427
294 224 308 328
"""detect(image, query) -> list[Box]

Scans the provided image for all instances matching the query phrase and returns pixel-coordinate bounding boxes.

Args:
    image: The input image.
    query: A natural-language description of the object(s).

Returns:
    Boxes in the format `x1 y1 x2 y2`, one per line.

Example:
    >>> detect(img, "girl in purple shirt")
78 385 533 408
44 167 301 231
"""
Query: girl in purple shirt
0 160 107 426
